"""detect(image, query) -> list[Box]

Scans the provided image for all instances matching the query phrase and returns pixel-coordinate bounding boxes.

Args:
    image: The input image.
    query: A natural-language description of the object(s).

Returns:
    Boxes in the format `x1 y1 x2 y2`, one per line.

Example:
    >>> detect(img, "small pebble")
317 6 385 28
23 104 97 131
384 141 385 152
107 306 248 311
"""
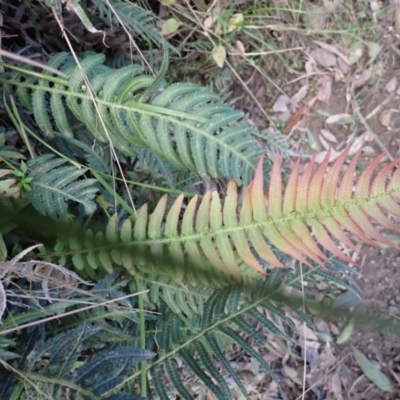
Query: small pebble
389 299 396 306
388 306 398 314
396 295 400 303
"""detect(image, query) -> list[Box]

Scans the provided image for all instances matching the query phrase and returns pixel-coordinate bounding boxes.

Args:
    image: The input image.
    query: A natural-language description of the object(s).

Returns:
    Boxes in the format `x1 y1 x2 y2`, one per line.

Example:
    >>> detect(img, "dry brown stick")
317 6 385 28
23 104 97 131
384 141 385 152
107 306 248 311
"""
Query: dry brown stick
351 97 394 161
365 93 395 121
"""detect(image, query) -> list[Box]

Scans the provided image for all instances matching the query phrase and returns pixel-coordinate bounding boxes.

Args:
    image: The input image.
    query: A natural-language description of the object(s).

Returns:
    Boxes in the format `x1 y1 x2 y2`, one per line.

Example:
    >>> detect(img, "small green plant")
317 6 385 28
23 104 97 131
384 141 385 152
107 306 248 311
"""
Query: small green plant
11 161 33 191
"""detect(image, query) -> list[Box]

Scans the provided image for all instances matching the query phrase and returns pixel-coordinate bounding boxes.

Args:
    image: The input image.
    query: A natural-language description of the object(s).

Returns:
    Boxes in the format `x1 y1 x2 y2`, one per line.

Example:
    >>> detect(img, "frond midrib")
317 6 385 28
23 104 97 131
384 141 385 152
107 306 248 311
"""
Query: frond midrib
33 181 92 204
1 77 206 122
61 187 400 256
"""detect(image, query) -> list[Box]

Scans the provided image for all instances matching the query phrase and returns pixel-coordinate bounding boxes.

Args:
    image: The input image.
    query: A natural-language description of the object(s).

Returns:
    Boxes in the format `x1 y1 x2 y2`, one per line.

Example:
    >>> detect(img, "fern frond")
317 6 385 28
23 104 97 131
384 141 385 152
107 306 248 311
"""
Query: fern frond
75 346 155 396
55 134 111 176
5 322 154 399
57 144 400 285
123 285 291 400
92 0 169 50
27 154 99 219
2 53 264 185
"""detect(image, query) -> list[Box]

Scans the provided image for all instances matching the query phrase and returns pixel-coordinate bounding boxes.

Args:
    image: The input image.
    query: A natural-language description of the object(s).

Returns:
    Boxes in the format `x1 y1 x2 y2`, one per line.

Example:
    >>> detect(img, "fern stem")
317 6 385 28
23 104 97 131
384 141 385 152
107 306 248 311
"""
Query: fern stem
112 174 198 198
91 169 136 217
0 62 68 85
134 275 148 397
6 96 36 158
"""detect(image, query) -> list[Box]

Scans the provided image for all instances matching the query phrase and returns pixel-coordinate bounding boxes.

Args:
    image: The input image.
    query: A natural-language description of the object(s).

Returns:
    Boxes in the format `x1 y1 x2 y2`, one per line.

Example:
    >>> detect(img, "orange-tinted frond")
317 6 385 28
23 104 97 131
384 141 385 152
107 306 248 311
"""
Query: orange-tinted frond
81 146 400 284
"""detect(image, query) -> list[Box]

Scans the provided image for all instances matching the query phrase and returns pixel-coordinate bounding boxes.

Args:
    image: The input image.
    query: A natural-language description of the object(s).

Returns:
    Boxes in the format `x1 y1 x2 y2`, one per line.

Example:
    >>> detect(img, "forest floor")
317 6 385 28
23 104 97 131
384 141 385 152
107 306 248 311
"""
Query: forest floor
233 15 400 400
174 1 400 398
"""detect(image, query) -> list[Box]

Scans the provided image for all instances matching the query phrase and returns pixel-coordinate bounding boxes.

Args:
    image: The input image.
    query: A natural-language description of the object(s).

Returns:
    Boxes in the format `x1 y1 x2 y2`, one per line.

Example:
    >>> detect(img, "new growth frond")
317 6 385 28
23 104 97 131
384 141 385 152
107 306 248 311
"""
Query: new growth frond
57 144 400 284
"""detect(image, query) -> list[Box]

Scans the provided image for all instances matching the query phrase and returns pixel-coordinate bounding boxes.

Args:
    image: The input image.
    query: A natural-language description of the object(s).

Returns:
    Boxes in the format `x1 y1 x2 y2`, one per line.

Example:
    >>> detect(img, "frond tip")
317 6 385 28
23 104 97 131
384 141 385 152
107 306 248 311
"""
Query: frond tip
259 144 400 267
62 145 400 284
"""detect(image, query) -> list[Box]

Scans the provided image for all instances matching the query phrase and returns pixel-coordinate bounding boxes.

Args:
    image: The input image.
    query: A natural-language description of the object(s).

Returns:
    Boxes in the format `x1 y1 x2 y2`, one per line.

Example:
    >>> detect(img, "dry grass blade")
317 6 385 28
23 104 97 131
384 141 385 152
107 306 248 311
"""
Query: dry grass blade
0 280 5 322
0 244 93 320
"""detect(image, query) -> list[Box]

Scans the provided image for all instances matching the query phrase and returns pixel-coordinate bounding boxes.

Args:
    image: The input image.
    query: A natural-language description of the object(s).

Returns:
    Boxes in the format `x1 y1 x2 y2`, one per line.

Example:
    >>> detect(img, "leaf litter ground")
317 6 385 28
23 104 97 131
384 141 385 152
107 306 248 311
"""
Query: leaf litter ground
187 4 400 399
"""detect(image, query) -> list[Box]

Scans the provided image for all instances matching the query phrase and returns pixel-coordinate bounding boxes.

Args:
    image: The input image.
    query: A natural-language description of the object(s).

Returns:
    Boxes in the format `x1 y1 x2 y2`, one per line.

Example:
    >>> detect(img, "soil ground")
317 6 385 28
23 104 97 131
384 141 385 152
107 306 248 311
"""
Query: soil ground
217 27 400 399
303 74 400 400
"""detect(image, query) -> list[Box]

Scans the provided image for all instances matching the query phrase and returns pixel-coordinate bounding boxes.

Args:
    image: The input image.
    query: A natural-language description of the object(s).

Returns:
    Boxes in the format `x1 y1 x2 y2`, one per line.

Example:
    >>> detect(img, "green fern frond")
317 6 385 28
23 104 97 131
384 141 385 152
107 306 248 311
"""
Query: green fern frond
75 346 155 396
26 325 102 374
1 53 264 185
1 322 154 399
28 154 99 219
55 134 111 176
92 0 170 51
134 147 176 188
118 285 292 400
1 266 155 399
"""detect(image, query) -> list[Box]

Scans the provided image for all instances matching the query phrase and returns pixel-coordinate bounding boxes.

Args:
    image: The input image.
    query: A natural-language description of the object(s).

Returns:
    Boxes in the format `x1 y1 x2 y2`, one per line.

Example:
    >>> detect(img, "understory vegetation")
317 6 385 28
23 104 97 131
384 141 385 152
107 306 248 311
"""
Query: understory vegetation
0 0 399 398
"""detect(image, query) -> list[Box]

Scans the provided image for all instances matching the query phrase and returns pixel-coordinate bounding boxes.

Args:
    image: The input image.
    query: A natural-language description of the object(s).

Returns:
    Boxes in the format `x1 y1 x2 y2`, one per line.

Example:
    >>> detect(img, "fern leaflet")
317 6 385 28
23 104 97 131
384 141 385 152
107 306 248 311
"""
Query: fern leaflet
28 154 99 219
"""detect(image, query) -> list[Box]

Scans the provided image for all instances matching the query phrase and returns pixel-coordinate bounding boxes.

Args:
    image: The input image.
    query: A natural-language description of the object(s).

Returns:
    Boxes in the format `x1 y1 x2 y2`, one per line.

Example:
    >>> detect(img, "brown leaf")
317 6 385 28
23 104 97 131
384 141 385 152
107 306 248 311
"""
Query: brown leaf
235 40 245 55
315 149 340 163
276 110 292 123
203 8 219 30
385 77 398 93
284 96 317 134
317 75 333 103
331 370 343 400
337 58 350 74
353 68 373 88
379 110 393 128
291 85 309 107
325 113 354 125
272 94 290 113
320 129 337 143
310 48 337 68
283 364 302 384
313 40 350 65
305 58 316 74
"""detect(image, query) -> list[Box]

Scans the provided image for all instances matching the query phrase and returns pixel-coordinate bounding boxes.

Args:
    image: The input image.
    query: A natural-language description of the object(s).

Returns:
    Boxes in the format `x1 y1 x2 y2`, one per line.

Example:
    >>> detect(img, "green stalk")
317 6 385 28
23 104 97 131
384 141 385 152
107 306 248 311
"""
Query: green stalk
0 62 68 85
134 276 147 397
91 169 136 217
6 96 36 158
